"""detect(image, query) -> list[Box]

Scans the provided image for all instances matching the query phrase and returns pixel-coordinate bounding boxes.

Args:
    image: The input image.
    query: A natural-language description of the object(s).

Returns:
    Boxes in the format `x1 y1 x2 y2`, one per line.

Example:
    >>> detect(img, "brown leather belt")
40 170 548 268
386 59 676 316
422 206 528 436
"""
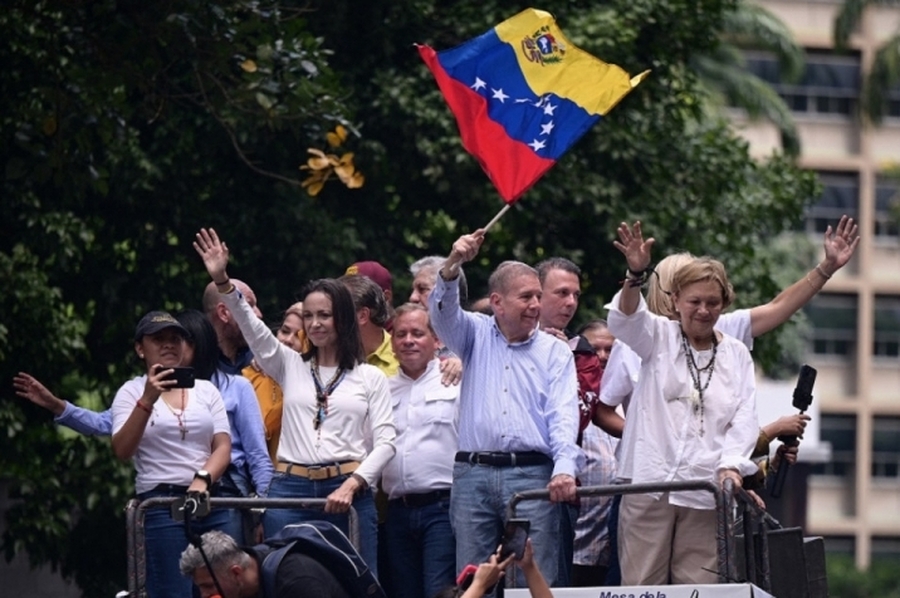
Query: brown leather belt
275 461 360 480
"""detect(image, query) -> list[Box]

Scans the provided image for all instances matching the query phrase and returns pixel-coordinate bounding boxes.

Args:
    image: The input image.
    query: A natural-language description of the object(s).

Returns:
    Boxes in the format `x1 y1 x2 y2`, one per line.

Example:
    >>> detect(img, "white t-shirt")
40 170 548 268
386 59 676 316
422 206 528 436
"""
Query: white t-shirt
112 377 230 494
608 294 758 509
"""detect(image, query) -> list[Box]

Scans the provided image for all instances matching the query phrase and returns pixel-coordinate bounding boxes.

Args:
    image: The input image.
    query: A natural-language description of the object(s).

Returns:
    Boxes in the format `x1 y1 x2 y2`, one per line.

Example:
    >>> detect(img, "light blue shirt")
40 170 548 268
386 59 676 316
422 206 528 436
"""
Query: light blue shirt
214 372 274 494
54 373 274 494
428 274 582 477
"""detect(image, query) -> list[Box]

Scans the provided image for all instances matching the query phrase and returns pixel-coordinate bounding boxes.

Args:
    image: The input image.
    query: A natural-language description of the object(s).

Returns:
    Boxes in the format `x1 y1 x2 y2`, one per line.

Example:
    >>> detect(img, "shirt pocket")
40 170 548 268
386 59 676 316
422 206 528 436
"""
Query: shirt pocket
422 390 458 425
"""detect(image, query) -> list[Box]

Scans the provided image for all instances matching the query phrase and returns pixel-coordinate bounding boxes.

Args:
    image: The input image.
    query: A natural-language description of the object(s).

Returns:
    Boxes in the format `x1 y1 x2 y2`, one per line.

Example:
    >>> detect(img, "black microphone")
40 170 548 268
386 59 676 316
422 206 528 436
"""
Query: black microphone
769 364 817 498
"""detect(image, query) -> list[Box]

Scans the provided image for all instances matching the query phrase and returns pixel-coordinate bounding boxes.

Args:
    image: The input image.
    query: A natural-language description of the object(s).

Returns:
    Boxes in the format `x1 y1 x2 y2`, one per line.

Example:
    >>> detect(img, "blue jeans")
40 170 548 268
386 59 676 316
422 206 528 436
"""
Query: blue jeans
139 486 232 598
450 462 559 588
263 472 379 579
219 464 253 543
384 497 456 598
557 502 578 586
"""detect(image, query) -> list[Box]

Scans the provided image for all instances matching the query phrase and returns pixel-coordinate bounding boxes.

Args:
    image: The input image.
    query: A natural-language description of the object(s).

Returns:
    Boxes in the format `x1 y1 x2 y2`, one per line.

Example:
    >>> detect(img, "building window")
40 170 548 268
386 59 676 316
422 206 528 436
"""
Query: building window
875 176 900 238
811 415 856 477
805 294 857 355
744 50 860 117
805 172 859 235
874 296 900 357
887 83 900 120
872 417 900 478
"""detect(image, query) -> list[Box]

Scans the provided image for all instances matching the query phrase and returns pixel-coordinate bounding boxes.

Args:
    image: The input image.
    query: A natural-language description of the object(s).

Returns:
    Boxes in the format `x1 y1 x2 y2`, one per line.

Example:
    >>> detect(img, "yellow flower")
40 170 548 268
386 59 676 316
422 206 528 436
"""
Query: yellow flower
326 125 348 148
298 127 364 196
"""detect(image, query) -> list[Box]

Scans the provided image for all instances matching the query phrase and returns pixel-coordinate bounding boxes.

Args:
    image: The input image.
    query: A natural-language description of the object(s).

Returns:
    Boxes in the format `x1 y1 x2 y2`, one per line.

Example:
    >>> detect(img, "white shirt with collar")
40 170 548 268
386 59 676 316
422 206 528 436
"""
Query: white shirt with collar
381 359 459 499
608 291 758 509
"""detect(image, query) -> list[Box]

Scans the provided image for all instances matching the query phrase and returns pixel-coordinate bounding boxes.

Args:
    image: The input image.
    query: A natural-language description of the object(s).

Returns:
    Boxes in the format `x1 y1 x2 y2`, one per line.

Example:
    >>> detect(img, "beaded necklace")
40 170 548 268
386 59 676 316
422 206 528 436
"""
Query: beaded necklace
681 329 718 437
310 356 346 436
161 388 188 440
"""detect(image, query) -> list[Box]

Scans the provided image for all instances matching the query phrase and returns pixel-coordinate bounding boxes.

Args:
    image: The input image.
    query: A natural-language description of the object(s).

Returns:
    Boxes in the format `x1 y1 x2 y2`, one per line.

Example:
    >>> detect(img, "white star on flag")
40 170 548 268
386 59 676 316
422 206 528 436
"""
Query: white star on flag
471 77 486 91
543 103 557 116
540 122 555 136
492 88 509 103
528 139 546 151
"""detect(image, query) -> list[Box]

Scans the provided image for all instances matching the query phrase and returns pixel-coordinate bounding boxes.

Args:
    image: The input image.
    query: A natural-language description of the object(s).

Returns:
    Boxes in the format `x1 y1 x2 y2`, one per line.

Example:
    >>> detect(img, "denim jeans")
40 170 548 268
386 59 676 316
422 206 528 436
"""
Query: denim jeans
263 472 379 579
219 464 253 543
384 497 456 598
557 501 579 586
139 486 232 598
450 461 559 589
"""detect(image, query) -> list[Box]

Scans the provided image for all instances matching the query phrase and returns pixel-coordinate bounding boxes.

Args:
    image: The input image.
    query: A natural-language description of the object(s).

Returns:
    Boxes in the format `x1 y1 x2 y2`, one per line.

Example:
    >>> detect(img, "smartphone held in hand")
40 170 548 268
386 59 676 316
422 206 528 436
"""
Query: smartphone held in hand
499 518 530 560
157 366 195 388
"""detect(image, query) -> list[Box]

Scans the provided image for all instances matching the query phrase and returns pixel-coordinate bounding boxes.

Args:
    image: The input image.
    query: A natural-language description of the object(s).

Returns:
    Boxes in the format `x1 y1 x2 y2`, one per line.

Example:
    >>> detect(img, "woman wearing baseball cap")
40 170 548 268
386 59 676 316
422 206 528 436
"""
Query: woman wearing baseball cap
110 309 233 598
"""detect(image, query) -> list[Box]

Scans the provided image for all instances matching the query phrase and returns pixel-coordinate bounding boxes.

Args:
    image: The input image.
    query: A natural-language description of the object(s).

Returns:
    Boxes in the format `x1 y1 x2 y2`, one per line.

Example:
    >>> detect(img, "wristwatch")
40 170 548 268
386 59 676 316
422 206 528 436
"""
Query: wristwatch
193 469 212 489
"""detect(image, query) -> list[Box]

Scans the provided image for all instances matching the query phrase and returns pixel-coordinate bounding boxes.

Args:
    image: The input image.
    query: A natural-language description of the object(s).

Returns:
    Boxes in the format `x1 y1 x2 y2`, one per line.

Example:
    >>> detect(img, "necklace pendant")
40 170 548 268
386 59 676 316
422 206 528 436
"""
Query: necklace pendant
690 388 700 404
180 427 186 440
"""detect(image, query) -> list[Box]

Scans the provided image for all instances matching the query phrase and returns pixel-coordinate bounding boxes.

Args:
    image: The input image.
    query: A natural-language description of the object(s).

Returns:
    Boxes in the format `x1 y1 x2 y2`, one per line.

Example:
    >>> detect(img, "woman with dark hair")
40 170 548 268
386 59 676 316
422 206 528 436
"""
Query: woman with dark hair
175 310 273 538
110 310 232 598
194 228 395 577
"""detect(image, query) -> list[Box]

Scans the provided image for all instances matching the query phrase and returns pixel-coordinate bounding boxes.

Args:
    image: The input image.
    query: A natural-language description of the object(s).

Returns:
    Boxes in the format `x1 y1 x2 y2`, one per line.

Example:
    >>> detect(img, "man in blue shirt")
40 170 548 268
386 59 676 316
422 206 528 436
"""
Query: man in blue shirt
428 228 582 589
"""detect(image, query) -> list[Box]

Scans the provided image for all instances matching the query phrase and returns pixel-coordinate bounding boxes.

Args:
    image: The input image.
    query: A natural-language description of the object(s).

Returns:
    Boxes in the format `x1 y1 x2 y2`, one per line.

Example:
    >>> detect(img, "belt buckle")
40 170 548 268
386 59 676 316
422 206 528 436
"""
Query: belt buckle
306 465 329 480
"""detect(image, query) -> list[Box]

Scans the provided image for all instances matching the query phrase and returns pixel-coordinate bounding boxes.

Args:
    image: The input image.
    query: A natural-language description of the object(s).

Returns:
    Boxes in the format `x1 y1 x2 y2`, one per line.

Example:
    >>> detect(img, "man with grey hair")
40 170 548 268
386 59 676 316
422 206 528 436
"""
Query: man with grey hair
428 228 582 589
179 530 350 598
409 255 468 307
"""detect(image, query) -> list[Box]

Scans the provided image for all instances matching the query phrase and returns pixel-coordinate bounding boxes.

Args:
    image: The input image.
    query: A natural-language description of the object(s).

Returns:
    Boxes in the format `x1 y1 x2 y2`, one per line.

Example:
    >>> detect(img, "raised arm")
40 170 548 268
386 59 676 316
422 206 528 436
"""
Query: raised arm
111 367 177 460
439 228 485 282
749 215 859 338
612 221 655 316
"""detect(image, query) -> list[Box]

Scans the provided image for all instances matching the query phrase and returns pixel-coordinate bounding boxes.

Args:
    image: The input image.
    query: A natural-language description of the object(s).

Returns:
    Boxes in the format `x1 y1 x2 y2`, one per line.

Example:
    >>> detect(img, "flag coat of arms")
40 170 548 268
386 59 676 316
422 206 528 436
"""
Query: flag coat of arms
418 8 649 203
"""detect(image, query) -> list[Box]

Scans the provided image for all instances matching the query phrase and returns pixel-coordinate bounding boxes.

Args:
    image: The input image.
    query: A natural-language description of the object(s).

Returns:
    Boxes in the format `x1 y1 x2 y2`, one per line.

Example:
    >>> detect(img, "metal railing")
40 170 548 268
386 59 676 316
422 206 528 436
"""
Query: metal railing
124 497 358 598
505 478 779 592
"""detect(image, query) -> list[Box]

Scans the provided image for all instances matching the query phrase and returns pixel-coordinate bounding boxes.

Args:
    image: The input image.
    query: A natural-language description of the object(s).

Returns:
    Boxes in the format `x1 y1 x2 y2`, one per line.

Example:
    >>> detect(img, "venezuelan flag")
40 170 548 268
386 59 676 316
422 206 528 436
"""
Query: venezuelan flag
419 8 649 204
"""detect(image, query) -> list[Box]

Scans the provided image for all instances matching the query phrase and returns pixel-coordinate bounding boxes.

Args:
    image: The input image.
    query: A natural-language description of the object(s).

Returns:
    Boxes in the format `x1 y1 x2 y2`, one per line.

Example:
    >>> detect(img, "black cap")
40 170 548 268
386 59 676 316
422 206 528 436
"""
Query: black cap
134 311 189 342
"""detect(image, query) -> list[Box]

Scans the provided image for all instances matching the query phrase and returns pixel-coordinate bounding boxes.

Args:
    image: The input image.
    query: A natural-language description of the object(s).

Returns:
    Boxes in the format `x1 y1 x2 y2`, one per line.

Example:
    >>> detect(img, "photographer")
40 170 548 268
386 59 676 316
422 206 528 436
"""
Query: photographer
111 310 233 598
436 539 552 598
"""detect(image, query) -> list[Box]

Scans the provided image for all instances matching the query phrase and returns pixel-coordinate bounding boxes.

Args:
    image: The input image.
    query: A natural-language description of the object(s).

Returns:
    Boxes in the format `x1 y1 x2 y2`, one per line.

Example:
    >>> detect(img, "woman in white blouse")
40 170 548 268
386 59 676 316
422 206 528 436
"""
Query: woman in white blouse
608 221 759 585
194 228 395 578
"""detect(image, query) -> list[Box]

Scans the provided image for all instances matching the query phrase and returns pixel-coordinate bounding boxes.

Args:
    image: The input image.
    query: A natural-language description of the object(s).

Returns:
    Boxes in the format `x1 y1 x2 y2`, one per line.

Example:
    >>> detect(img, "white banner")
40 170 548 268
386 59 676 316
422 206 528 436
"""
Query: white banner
506 584 775 598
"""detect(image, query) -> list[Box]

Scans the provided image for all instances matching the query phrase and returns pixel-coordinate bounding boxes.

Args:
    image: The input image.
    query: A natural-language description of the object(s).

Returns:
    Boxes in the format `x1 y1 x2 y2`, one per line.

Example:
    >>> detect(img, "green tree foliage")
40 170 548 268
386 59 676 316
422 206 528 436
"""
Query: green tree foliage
827 555 900 597
2 0 819 593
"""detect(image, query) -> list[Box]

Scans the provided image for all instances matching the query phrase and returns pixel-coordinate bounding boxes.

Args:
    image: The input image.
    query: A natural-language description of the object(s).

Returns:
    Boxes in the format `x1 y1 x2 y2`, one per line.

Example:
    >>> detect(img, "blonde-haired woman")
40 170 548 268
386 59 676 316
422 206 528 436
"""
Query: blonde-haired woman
608 221 758 585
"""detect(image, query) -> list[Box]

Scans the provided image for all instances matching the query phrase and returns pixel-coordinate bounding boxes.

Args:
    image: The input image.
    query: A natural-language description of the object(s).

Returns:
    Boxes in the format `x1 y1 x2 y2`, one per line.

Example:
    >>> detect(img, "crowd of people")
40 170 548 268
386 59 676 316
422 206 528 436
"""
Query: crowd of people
13 217 859 598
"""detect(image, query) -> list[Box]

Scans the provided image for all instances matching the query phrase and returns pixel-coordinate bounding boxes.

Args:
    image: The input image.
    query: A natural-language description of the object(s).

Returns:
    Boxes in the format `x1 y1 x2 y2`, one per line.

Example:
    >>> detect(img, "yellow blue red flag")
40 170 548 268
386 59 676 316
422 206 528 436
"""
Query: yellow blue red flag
418 8 649 204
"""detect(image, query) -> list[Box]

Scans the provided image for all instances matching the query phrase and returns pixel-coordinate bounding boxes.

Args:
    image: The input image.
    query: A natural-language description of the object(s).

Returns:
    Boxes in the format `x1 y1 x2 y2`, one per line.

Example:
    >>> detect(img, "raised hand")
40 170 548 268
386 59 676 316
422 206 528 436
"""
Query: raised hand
613 221 655 273
13 372 66 416
821 215 860 274
142 364 177 405
193 228 230 283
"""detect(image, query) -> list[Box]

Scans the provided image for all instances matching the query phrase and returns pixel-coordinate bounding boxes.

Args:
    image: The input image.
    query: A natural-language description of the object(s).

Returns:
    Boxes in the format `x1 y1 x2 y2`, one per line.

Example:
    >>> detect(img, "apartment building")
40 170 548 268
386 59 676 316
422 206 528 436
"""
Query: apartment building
733 0 900 569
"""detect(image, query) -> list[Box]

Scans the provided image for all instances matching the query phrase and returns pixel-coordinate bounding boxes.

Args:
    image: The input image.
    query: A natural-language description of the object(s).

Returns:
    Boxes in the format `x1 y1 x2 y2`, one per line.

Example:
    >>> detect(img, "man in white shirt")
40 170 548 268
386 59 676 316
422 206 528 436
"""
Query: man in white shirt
381 304 460 598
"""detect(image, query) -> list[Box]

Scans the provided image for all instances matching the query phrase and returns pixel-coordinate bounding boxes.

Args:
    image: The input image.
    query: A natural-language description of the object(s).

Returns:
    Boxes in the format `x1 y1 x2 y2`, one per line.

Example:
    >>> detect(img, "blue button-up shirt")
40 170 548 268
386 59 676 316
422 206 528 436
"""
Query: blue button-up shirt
429 273 582 477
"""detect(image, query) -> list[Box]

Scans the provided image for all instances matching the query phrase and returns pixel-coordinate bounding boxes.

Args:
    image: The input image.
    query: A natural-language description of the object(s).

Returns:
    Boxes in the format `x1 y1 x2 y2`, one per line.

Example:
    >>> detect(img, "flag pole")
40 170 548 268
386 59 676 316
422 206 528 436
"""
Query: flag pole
483 204 511 232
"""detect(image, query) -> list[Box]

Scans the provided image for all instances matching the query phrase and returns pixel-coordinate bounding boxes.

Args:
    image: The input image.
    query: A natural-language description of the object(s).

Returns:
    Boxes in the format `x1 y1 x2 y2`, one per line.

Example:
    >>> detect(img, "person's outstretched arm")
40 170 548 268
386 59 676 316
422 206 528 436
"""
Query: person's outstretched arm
15 372 112 436
518 539 553 598
749 215 859 338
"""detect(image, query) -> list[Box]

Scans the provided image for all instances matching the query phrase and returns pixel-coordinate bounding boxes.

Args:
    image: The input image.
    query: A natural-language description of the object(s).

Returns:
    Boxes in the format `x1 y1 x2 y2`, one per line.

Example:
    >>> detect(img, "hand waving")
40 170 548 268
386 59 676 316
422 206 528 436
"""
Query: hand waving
193 228 230 283
822 215 860 274
613 221 655 272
